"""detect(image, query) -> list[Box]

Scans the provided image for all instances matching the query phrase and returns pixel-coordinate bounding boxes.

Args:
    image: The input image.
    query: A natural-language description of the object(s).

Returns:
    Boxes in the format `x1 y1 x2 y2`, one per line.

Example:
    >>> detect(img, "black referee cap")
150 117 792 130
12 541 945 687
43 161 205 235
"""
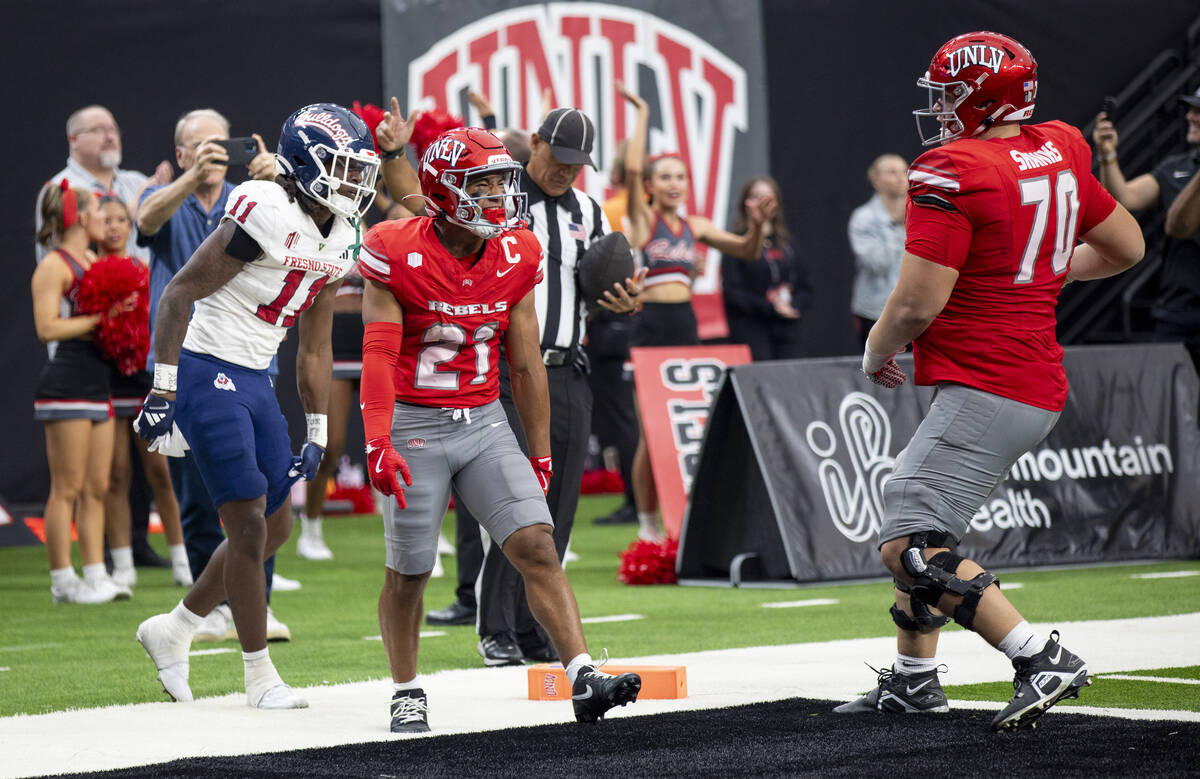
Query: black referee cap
536 108 597 168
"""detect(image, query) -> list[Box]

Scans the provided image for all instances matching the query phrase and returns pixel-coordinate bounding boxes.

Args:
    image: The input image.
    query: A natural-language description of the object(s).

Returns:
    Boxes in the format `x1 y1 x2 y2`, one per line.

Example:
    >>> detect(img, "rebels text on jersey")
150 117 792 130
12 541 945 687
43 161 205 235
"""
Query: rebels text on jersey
905 120 1118 411
358 218 544 408
182 180 359 369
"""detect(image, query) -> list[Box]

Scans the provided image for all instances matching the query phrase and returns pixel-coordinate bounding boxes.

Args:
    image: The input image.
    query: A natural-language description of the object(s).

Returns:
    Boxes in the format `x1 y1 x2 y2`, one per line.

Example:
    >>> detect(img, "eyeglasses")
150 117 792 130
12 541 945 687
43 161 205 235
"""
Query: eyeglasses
74 125 121 138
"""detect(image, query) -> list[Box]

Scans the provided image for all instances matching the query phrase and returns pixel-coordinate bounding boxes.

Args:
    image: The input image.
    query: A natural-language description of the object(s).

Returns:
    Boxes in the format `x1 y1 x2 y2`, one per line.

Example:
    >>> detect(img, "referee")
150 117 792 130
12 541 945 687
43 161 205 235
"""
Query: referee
458 108 643 665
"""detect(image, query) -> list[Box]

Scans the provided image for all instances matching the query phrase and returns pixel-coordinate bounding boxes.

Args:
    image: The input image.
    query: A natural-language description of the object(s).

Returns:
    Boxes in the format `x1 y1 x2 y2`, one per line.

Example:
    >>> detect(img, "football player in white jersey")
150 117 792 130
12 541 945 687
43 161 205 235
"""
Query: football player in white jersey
133 103 380 709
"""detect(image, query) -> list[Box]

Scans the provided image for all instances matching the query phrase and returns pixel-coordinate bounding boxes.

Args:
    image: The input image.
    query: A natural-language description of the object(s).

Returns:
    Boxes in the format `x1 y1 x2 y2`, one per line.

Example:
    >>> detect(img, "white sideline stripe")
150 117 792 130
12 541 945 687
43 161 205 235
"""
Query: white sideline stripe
2 612 1198 779
189 649 236 657
1130 570 1199 579
1000 582 1023 589
580 614 643 624
1100 674 1200 685
0 668 8 672
363 632 445 640
761 599 839 609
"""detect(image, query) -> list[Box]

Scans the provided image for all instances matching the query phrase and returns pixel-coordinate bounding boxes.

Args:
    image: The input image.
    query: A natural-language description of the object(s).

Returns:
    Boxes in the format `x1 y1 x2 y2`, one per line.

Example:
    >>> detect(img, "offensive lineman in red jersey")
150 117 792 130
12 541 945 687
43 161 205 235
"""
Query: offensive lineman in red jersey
356 127 640 732
835 32 1145 731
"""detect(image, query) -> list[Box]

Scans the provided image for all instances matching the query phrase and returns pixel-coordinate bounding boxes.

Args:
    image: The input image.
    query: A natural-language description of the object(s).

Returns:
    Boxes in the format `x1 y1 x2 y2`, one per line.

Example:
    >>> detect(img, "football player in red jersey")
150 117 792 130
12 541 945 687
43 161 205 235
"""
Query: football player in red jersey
835 32 1145 731
357 127 640 732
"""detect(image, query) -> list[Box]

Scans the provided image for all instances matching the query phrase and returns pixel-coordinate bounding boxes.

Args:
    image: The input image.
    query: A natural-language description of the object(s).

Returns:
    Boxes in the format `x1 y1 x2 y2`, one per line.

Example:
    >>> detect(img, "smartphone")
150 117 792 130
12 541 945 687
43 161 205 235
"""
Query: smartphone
1101 96 1118 122
213 137 259 166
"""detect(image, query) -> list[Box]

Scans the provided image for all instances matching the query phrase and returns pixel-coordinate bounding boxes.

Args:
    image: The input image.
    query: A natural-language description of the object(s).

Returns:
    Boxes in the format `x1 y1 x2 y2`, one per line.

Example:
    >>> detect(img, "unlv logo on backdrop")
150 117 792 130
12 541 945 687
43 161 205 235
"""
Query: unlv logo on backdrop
804 392 894 543
407 2 748 287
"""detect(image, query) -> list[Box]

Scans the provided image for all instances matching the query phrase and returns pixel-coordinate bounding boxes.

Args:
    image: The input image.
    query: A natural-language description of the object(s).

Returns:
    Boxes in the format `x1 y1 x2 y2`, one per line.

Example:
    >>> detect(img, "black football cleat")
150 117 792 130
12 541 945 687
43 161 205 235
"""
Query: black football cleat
992 630 1089 732
478 633 525 666
572 666 641 723
390 688 430 733
833 664 949 714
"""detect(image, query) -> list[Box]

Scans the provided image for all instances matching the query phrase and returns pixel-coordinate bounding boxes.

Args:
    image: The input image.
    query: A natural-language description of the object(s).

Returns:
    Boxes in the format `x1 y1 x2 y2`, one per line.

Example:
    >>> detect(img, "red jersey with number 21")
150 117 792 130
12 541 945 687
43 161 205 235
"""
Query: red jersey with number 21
357 218 544 409
904 120 1117 411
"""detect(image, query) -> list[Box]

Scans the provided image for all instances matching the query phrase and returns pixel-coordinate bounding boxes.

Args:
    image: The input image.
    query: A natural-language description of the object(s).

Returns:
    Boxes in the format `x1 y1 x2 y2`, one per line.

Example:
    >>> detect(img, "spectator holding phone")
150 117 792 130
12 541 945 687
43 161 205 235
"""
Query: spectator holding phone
1094 87 1200 370
136 108 291 642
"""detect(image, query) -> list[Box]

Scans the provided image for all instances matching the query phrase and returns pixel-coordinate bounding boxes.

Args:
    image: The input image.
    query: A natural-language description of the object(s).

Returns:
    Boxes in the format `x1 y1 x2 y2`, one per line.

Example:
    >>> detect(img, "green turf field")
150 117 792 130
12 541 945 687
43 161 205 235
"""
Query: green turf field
1 494 1197 716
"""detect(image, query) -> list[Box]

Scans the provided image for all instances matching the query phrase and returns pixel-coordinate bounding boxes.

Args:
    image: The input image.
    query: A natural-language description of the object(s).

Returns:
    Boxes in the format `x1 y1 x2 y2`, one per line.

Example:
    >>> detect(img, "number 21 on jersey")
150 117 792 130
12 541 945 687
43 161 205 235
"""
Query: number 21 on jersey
1015 170 1079 284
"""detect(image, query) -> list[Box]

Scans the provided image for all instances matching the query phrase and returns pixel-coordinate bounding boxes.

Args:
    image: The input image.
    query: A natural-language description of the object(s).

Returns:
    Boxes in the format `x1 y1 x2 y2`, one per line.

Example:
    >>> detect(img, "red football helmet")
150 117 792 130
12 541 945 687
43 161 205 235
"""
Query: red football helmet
416 127 527 239
914 31 1038 146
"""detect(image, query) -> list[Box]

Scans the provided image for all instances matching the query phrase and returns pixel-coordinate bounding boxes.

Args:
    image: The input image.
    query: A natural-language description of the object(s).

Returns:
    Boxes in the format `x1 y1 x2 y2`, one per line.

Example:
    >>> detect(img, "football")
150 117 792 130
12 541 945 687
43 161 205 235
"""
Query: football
578 231 635 316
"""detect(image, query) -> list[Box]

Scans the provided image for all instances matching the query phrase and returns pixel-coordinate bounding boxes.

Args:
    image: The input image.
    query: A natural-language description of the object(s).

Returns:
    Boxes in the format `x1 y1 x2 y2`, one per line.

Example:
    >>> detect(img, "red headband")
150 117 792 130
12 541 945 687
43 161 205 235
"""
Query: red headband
59 179 78 230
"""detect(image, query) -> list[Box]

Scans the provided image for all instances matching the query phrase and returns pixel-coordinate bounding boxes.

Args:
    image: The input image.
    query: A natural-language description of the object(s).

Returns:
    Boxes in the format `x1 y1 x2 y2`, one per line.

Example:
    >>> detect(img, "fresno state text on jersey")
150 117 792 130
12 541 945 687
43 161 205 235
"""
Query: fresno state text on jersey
904 120 1117 411
182 180 358 369
358 218 544 408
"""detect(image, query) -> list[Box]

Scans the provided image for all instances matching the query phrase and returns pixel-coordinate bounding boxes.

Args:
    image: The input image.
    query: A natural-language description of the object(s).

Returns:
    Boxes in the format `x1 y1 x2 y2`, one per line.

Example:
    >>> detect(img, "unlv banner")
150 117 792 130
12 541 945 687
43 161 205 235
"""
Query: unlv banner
631 344 751 539
679 344 1200 583
382 0 770 339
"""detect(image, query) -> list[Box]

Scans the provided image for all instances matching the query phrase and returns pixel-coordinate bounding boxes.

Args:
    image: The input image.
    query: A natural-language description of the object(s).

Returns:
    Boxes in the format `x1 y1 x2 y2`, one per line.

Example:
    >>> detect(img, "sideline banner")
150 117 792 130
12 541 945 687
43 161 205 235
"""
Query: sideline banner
679 344 1200 583
631 344 752 539
382 0 770 339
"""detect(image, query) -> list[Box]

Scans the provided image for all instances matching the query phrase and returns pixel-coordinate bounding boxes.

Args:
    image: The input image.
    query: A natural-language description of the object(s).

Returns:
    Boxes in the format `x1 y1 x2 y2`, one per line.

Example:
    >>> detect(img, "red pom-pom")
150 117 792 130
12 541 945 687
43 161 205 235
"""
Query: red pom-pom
617 537 679 585
76 256 150 376
351 101 387 154
409 107 464 158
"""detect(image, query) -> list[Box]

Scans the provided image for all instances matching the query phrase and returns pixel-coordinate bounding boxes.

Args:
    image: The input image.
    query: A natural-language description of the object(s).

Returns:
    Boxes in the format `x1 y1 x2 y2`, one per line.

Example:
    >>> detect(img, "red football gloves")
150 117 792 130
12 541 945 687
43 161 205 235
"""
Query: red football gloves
862 345 907 389
530 455 553 495
366 436 413 507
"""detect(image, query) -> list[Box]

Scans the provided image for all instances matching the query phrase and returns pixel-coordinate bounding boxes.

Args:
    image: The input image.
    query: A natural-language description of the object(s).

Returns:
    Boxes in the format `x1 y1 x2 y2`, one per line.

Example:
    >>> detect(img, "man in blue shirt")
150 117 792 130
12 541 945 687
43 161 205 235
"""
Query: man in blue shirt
137 108 291 641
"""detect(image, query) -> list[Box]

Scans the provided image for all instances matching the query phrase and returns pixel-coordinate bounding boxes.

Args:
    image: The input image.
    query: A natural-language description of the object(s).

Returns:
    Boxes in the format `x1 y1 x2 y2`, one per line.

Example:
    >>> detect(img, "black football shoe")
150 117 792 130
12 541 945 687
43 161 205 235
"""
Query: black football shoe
478 633 524 667
390 688 430 733
572 666 641 723
992 631 1089 732
833 665 949 714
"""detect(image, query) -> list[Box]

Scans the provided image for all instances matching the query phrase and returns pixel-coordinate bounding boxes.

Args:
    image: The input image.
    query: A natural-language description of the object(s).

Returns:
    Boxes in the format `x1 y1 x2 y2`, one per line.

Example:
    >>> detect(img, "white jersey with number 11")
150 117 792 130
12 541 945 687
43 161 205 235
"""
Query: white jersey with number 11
182 180 358 369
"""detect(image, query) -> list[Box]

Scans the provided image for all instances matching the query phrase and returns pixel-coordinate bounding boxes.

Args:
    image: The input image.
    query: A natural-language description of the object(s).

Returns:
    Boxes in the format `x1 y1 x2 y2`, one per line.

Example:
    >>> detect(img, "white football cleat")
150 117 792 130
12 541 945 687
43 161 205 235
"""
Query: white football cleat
136 614 194 702
272 572 302 592
266 607 291 642
249 683 309 709
296 527 333 561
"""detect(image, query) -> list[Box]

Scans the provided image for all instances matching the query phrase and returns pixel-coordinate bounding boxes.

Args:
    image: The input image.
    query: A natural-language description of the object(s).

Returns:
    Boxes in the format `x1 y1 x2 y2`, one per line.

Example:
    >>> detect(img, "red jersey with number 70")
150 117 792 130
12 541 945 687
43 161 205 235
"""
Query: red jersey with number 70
357 217 544 408
904 120 1118 411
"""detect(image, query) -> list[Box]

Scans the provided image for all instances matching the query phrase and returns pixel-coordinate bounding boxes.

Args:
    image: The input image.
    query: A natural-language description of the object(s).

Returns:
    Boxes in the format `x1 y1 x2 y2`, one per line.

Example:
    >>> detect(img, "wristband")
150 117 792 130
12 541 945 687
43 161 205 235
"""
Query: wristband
381 148 407 161
305 413 328 448
862 344 893 375
152 362 177 393
1099 151 1117 164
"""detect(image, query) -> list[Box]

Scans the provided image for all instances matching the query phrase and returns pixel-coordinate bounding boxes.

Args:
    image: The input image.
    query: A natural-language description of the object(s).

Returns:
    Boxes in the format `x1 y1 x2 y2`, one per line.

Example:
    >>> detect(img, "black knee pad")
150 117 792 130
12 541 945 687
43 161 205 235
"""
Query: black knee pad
890 580 950 632
905 550 998 631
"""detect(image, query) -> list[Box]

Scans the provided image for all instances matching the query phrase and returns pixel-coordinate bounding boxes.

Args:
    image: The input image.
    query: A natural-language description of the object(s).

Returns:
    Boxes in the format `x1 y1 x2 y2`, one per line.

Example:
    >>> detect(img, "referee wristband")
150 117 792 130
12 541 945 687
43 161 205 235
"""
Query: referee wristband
306 413 328 448
152 363 177 393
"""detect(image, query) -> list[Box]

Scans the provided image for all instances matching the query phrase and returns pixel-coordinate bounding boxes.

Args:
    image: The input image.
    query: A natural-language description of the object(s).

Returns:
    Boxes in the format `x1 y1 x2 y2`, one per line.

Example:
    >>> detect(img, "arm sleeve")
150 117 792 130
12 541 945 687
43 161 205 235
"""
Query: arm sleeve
360 321 404 443
225 224 264 262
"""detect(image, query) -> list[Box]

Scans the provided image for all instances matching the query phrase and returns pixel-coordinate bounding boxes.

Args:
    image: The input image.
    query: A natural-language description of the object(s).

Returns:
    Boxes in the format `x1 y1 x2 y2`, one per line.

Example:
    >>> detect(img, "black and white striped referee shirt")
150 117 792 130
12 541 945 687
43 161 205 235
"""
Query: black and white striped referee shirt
519 170 611 353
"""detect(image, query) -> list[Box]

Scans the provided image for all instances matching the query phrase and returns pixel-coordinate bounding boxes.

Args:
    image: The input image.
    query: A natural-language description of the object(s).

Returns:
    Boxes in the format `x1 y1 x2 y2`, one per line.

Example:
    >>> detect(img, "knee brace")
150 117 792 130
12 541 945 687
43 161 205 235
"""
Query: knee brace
890 580 951 632
901 549 998 632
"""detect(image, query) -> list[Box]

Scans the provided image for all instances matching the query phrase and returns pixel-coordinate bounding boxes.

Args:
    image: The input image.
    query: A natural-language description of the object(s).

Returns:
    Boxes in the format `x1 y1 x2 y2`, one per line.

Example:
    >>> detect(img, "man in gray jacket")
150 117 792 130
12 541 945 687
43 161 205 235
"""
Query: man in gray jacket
848 154 907 348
